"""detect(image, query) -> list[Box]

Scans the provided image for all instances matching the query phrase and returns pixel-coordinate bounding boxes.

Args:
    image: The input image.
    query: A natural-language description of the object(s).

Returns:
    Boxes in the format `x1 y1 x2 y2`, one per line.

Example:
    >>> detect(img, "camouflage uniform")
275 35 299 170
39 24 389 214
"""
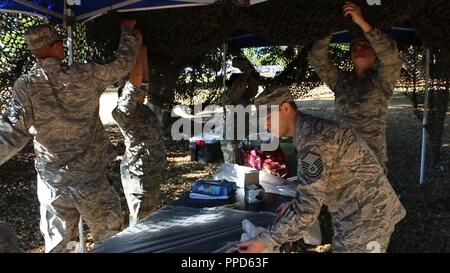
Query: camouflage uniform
255 88 406 253
309 28 403 172
221 58 259 163
0 24 139 252
112 82 167 227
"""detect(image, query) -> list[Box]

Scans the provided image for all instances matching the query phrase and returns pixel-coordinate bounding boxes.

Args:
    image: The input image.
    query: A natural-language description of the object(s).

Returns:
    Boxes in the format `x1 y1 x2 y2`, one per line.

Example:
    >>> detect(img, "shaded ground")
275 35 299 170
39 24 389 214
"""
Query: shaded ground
0 90 449 252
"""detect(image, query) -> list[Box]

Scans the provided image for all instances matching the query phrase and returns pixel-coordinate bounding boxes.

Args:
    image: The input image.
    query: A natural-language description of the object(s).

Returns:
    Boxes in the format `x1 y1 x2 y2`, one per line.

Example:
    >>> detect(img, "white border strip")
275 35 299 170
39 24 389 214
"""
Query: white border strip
116 3 206 13
164 0 217 3
228 33 254 41
250 0 268 5
75 0 142 21
331 29 349 35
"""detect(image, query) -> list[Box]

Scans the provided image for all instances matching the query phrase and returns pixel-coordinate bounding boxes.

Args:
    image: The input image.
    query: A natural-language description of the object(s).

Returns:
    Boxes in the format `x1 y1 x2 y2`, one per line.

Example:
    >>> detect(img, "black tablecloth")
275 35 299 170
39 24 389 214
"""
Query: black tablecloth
92 185 292 252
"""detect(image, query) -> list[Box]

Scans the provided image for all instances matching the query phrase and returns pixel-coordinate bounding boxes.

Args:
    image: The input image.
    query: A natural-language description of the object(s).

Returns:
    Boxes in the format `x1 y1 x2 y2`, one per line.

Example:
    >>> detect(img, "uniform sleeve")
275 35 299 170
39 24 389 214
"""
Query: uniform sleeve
0 79 33 166
309 36 340 91
112 81 145 128
364 28 403 96
91 28 139 93
258 146 329 249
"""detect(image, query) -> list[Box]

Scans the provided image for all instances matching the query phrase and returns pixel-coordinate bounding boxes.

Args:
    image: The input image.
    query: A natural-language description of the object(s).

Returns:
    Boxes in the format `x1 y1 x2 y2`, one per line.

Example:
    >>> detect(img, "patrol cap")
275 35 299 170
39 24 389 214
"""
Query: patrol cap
254 85 293 107
25 24 64 51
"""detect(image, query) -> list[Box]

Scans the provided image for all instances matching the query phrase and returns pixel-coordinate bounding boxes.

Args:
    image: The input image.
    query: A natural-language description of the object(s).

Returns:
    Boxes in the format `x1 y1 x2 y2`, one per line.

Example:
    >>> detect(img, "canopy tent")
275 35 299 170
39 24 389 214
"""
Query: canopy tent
225 23 429 187
0 0 273 254
0 0 437 251
0 0 241 253
1 1 420 58
0 1 226 62
0 0 432 198
228 24 418 49
0 0 223 21
0 1 272 23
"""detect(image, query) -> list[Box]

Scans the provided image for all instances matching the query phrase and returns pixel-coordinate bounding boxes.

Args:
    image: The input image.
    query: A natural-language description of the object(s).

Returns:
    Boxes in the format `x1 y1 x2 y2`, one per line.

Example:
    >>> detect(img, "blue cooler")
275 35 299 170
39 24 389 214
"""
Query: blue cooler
191 179 237 198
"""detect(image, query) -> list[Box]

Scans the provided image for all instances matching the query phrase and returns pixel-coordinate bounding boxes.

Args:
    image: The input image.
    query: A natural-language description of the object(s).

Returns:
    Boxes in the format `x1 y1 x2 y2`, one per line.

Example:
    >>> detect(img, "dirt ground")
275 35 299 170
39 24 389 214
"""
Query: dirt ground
0 90 449 253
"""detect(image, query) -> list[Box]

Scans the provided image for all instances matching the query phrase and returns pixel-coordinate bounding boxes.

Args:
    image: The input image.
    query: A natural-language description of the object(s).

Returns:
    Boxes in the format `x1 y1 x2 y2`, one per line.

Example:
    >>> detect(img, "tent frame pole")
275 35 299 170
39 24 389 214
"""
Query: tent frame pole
75 0 142 21
222 43 228 142
222 43 227 94
419 48 431 186
66 11 74 65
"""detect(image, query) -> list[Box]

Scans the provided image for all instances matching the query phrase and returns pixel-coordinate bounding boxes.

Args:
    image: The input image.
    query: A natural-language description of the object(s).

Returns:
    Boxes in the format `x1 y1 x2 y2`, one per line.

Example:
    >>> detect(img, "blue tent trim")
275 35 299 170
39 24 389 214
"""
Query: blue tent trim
0 0 208 21
228 22 417 48
1 1 418 46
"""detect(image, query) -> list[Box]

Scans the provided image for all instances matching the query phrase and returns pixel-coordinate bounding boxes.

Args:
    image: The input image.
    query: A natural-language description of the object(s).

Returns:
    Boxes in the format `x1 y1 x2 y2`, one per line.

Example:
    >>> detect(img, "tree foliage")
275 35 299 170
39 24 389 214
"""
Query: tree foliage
0 13 46 112
0 9 448 163
243 46 289 67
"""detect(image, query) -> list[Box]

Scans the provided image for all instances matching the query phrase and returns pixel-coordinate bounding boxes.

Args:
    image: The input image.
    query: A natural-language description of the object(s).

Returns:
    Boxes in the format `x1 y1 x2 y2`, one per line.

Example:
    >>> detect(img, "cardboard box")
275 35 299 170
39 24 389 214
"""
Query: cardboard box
244 170 259 187
244 170 264 203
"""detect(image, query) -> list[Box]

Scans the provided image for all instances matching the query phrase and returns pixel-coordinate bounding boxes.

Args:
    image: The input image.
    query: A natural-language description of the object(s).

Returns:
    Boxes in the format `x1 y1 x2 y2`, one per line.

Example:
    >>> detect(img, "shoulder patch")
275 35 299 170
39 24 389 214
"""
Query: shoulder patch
300 151 323 180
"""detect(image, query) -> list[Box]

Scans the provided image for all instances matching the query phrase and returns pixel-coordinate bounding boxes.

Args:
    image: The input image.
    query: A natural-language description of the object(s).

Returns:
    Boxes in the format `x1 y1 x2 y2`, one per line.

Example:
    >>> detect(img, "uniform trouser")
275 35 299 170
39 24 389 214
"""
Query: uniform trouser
37 172 124 253
332 224 396 253
303 219 322 245
120 163 161 227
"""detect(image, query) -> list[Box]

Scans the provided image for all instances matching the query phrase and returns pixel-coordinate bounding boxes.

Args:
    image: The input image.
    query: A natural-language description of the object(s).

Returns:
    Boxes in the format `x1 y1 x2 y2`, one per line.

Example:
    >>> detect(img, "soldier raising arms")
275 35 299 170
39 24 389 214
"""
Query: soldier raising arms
112 44 167 227
309 1 403 173
0 20 140 252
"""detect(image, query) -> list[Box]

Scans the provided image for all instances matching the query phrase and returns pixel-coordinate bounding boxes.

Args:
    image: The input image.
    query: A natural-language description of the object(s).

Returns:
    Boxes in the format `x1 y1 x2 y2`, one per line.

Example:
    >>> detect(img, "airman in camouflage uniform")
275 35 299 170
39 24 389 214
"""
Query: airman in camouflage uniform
237 86 406 253
0 22 139 252
221 56 259 163
308 2 403 173
112 49 167 226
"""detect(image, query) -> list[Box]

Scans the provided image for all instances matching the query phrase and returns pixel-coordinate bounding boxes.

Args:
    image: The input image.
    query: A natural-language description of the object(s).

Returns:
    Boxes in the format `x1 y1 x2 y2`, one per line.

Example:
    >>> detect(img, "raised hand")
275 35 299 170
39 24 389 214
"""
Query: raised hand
129 46 145 87
342 1 372 32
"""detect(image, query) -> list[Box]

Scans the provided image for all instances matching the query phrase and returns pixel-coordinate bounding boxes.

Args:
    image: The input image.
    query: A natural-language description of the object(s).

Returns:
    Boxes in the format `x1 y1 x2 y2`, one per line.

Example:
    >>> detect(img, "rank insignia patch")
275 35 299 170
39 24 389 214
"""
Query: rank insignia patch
301 151 323 180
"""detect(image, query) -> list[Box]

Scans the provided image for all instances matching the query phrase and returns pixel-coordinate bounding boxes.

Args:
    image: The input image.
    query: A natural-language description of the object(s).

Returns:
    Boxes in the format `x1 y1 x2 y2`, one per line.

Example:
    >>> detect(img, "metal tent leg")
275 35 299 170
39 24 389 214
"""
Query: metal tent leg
419 48 431 186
